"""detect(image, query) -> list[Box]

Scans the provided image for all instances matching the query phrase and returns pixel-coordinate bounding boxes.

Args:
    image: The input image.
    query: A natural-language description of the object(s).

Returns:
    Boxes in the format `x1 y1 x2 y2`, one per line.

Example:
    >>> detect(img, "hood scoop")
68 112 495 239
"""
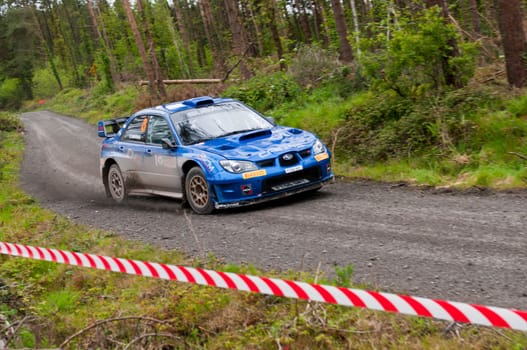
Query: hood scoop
239 129 272 142
217 144 236 151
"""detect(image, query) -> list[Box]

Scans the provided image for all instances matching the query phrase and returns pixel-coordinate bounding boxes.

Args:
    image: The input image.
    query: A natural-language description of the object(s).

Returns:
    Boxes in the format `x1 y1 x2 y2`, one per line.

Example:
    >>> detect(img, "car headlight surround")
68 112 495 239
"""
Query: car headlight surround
313 139 325 155
220 160 258 173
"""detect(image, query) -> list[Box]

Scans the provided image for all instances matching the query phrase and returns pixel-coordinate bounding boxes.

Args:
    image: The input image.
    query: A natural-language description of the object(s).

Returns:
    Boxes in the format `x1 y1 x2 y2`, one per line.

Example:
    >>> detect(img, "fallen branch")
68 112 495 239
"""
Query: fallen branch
508 151 527 161
138 79 222 86
123 332 183 350
59 316 166 349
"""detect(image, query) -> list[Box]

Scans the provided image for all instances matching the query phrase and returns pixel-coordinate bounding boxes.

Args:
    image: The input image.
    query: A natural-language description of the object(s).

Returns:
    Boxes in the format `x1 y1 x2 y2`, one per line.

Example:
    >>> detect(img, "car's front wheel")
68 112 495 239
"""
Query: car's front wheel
106 164 127 203
185 167 214 214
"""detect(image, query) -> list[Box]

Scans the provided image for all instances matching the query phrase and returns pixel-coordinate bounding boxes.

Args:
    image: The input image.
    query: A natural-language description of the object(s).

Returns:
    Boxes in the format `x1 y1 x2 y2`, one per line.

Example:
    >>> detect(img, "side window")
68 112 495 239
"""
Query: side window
121 115 147 143
147 116 174 145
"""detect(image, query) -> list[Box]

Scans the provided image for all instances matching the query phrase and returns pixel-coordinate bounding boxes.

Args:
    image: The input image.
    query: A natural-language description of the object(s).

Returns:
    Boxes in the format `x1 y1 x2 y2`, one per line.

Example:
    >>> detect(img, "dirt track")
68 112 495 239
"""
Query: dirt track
19 110 527 309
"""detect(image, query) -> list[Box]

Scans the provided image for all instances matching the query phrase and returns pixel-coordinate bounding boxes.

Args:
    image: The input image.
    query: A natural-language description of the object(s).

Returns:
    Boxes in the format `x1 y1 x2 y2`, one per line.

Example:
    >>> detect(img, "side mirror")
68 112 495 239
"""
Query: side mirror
161 138 177 149
265 116 276 126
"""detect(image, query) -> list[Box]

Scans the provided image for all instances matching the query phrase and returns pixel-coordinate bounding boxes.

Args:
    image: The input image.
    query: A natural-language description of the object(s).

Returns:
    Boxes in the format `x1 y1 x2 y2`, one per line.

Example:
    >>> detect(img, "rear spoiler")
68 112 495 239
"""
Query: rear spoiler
97 117 128 138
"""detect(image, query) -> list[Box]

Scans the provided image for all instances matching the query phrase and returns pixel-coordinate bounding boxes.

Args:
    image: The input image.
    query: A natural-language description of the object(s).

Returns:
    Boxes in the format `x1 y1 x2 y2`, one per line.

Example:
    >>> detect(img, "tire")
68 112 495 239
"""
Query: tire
106 164 127 203
185 167 214 214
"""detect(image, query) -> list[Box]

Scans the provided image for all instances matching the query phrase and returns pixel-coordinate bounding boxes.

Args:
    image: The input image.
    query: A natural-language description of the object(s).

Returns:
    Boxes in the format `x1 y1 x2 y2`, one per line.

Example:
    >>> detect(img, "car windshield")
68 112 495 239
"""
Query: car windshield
170 102 273 145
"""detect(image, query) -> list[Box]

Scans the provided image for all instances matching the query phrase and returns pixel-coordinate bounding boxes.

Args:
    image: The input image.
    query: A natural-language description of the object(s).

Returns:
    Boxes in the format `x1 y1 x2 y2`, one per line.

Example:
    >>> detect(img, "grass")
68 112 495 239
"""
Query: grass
1 111 526 348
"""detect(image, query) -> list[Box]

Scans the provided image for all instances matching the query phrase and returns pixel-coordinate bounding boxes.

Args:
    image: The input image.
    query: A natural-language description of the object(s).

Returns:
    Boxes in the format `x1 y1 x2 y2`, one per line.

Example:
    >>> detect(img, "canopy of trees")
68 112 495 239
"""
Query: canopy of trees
0 0 526 108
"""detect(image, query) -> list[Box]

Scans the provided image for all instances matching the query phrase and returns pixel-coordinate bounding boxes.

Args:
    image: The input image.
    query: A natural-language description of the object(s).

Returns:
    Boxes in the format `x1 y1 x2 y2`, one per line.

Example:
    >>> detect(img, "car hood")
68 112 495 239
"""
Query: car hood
192 127 317 161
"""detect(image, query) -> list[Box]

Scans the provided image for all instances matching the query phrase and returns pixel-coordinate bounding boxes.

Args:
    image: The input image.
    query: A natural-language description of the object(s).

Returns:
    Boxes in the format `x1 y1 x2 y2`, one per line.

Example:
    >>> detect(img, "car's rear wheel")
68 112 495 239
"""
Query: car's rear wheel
107 164 127 203
185 167 214 214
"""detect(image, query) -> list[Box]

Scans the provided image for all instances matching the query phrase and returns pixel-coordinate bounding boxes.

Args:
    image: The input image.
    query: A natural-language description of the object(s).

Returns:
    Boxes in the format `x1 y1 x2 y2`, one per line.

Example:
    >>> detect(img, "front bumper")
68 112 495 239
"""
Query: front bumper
213 175 333 209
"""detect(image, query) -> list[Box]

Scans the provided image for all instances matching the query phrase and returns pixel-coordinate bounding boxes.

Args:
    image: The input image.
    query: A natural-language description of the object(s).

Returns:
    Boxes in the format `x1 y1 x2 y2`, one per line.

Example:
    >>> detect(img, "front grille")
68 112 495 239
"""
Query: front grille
257 158 276 167
279 153 299 167
262 166 322 193
299 149 311 158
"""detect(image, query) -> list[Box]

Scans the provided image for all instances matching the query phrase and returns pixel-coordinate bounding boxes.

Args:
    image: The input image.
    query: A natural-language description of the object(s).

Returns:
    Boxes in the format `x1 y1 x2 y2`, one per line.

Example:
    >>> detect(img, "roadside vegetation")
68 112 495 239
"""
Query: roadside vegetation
1 111 526 349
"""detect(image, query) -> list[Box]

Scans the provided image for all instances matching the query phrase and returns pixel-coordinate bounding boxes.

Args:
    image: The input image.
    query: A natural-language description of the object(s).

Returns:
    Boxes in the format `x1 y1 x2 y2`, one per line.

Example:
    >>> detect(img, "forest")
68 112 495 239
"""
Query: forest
0 0 525 101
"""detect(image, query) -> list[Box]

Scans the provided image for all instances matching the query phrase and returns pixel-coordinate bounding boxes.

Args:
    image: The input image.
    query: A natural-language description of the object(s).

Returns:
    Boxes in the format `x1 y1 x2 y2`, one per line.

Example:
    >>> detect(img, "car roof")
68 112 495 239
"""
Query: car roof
135 96 235 116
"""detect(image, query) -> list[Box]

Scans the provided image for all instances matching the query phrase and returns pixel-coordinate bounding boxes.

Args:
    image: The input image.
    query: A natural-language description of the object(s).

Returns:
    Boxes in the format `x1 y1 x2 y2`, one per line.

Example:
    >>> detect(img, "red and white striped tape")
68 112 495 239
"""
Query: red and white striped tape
1 241 526 331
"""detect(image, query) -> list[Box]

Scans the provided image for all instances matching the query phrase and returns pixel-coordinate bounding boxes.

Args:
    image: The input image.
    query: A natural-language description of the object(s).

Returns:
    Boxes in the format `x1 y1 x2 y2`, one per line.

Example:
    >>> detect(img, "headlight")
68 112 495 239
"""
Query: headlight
220 160 258 173
313 140 325 155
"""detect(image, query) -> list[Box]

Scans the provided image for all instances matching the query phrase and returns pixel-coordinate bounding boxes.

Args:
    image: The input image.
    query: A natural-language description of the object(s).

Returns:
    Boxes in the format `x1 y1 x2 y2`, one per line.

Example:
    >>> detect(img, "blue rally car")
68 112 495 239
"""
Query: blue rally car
98 96 333 214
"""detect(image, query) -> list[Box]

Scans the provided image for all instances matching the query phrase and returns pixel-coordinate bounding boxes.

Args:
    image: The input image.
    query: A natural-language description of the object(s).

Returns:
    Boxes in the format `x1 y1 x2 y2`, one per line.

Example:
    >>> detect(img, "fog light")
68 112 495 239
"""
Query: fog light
241 184 253 195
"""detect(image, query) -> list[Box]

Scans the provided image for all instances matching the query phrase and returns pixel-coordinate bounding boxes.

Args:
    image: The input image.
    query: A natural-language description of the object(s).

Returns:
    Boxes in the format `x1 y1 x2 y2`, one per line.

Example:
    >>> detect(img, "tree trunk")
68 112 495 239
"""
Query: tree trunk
122 0 158 97
427 0 464 88
136 0 166 98
329 0 353 62
224 0 252 79
294 0 311 42
31 6 63 91
313 0 329 47
468 0 481 38
268 0 285 70
95 0 120 85
198 0 226 76
173 0 190 51
350 0 360 57
495 0 527 88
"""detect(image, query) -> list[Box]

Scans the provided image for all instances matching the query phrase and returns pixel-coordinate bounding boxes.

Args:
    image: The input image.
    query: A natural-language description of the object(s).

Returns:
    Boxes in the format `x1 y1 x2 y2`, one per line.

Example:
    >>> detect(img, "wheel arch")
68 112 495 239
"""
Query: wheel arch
102 158 118 195
181 159 217 204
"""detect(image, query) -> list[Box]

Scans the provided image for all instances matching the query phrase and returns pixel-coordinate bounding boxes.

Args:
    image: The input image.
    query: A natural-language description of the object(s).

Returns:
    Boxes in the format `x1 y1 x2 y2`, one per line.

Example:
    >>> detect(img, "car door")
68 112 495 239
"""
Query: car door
116 115 147 189
140 115 182 194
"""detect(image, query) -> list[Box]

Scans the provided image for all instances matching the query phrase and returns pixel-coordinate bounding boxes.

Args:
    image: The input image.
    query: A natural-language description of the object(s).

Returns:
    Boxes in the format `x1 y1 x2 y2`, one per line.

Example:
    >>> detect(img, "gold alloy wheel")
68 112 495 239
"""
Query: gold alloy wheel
188 174 209 208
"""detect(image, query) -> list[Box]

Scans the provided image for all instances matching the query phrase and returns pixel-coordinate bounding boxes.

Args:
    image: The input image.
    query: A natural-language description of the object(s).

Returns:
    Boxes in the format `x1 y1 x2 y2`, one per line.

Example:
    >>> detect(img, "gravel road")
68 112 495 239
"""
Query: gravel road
19 110 527 310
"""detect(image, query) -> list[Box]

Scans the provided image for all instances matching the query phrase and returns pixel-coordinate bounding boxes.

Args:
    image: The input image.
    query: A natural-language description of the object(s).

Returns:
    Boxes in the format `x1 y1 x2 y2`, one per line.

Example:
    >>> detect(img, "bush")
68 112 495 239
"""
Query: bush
224 72 301 112
287 45 345 87
0 112 22 132
336 87 497 163
0 79 24 110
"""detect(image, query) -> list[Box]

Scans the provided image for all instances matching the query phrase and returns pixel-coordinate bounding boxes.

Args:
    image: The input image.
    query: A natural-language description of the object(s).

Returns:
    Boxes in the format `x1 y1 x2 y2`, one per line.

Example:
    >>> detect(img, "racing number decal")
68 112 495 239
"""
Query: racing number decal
242 169 267 179
140 117 148 133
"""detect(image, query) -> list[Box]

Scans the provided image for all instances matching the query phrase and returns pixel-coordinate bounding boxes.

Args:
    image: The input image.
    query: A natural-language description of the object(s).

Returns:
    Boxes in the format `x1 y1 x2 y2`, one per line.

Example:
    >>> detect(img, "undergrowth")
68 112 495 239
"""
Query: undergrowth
1 111 525 348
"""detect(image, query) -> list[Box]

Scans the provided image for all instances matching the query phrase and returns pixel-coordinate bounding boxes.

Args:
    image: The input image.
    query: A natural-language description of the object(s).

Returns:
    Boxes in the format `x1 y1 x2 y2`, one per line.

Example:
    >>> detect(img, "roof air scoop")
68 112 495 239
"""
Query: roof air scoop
182 96 214 108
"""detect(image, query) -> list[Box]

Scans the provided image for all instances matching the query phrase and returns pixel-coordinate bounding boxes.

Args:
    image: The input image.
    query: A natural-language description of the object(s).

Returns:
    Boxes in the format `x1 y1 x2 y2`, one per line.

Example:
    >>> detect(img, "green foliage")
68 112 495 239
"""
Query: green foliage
359 7 477 97
33 66 64 99
506 94 527 117
0 79 24 110
333 264 354 288
224 71 301 112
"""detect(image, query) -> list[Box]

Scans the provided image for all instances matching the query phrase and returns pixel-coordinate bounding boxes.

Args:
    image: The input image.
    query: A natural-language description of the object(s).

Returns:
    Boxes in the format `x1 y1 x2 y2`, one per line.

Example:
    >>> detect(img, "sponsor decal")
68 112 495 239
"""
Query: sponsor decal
242 169 267 179
285 165 303 174
315 152 329 162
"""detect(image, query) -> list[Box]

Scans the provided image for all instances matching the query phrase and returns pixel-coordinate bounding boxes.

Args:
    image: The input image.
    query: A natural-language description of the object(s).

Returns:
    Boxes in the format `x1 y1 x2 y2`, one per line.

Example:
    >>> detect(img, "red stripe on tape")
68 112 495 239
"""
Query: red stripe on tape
399 295 433 318
178 266 196 284
337 287 366 308
311 284 337 304
112 257 127 273
285 280 309 300
368 291 398 313
143 261 160 278
216 271 237 290
238 274 259 293
160 263 177 280
434 300 470 324
48 249 58 262
472 305 510 328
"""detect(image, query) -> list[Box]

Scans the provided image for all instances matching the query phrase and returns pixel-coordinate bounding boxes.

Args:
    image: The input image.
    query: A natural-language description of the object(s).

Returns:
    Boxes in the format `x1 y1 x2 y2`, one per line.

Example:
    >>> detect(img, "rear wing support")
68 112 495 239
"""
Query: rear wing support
97 117 128 138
